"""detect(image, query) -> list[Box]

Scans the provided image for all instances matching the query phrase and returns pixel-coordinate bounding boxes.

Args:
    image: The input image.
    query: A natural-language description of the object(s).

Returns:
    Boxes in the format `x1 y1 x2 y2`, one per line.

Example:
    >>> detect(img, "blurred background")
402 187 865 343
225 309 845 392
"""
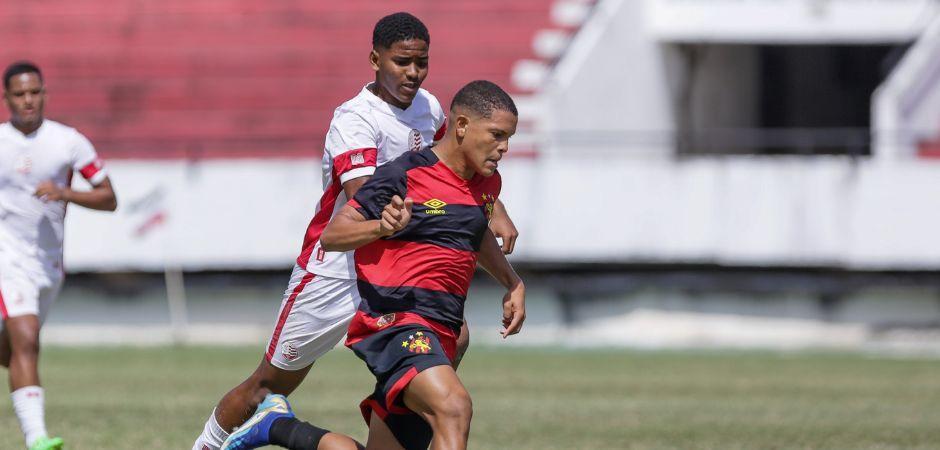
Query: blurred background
2 0 940 353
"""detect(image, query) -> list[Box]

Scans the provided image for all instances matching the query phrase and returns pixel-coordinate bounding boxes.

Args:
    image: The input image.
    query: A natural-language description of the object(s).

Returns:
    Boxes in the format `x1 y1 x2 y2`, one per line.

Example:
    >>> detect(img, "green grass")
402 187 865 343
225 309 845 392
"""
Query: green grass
0 346 938 449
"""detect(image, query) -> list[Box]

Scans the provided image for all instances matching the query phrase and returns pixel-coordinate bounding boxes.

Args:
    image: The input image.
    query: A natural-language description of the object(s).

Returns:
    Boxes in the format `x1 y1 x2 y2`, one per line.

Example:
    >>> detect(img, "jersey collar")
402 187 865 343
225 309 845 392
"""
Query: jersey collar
361 83 421 118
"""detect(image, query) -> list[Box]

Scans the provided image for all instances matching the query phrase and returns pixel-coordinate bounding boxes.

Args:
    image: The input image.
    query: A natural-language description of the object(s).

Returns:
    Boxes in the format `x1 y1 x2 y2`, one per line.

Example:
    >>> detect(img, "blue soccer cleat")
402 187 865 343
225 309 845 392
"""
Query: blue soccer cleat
221 393 295 450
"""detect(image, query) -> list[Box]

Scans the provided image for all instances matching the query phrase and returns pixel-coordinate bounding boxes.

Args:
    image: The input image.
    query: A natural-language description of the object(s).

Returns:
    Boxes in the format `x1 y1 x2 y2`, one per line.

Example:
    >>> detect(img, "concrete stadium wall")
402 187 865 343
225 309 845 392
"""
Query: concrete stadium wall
65 156 940 271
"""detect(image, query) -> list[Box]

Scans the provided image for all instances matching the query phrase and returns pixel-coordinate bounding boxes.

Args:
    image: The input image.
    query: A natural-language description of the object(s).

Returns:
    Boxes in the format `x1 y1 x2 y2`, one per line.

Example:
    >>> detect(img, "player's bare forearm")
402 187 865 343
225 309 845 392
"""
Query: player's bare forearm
38 178 117 211
478 229 526 337
321 205 385 252
67 182 117 211
478 229 522 291
488 199 518 254
322 196 412 251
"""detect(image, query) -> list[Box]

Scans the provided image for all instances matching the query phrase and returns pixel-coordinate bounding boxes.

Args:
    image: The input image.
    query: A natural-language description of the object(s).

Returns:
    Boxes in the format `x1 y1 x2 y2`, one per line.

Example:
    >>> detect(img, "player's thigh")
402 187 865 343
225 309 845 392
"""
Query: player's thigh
0 269 42 322
402 365 472 422
266 270 359 370
365 411 407 450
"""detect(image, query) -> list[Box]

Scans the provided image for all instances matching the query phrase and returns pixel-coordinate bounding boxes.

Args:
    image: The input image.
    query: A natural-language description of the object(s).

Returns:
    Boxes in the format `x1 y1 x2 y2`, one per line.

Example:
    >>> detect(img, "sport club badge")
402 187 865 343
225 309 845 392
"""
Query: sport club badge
480 193 496 219
402 331 432 354
281 340 300 361
409 128 423 152
376 313 396 328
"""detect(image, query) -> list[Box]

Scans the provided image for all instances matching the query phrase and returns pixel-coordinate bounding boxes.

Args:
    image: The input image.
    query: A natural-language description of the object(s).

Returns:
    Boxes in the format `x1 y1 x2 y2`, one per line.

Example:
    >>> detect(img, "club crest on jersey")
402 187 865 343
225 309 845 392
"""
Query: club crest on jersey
423 199 447 215
281 341 300 361
350 151 365 166
481 193 496 219
402 331 432 354
14 155 31 174
409 128 423 152
376 313 396 328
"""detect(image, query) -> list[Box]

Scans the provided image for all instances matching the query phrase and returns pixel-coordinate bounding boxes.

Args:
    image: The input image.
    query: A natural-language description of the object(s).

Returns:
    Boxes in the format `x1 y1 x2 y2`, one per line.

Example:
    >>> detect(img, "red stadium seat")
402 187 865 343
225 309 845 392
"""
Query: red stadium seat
0 0 562 158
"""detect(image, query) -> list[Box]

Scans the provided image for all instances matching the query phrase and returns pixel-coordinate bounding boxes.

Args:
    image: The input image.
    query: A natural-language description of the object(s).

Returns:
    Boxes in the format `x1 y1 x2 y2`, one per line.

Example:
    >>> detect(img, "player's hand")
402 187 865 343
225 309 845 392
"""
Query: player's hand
489 204 518 254
379 195 413 236
500 281 526 338
34 181 69 202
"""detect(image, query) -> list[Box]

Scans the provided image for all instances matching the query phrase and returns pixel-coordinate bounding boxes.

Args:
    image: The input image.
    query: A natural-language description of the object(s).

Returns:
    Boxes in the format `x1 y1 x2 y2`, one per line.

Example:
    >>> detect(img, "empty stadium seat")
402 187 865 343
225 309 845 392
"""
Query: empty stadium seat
0 0 567 158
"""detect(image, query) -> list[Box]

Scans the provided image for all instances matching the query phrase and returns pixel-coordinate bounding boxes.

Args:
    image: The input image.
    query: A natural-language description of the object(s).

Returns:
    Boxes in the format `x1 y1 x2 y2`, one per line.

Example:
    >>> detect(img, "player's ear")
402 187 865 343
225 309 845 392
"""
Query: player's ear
455 115 470 139
369 49 381 71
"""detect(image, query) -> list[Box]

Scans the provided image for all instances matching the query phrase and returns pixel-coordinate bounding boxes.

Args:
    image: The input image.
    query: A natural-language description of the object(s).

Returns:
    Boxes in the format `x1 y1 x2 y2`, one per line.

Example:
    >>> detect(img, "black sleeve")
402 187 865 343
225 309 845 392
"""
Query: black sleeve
352 162 407 220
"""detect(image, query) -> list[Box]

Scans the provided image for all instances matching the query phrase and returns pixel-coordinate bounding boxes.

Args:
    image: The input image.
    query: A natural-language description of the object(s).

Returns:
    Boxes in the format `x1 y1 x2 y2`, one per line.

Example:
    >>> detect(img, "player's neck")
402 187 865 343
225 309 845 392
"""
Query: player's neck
368 82 412 110
11 117 42 136
431 141 474 180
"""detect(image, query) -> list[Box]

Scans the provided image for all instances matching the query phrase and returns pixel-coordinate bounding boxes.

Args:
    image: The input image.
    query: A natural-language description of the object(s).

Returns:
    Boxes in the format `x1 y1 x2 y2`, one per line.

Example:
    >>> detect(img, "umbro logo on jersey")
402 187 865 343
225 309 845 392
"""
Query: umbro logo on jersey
423 199 447 215
350 152 365 166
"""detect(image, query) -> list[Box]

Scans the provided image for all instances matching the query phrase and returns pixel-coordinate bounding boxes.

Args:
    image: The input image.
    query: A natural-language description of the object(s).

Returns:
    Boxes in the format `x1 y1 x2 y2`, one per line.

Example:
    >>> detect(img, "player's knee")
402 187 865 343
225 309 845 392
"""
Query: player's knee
432 388 473 425
319 432 363 450
10 335 39 358
257 367 304 396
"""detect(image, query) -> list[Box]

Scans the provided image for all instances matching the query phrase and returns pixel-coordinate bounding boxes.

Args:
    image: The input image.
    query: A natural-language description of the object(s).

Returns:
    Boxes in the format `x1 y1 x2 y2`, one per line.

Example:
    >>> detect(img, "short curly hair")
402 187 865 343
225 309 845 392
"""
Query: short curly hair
451 80 518 118
372 12 430 49
3 61 42 90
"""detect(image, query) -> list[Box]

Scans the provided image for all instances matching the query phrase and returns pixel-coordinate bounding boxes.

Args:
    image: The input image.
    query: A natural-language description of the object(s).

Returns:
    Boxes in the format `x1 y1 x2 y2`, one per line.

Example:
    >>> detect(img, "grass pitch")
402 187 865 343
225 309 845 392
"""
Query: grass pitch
0 346 938 449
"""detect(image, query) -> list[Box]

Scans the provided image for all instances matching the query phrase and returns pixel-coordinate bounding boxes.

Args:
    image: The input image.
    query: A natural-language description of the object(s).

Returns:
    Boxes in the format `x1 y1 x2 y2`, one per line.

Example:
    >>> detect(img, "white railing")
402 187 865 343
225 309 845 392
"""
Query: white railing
874 14 940 159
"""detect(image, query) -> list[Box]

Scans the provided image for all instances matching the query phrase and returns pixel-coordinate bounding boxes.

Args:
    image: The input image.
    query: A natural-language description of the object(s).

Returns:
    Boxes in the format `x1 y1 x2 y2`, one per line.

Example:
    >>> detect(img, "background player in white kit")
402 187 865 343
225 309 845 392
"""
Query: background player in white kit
0 61 117 450
194 13 520 450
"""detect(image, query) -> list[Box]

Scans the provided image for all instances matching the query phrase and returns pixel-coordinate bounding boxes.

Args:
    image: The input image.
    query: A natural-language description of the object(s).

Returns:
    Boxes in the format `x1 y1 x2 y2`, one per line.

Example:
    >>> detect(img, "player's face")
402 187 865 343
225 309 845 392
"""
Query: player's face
4 72 45 128
461 109 517 177
370 39 429 109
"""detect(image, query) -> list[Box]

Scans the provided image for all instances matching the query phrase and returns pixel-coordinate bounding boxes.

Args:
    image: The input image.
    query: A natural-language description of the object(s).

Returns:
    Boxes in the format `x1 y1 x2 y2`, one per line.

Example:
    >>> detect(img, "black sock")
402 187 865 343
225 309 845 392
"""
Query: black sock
269 417 330 450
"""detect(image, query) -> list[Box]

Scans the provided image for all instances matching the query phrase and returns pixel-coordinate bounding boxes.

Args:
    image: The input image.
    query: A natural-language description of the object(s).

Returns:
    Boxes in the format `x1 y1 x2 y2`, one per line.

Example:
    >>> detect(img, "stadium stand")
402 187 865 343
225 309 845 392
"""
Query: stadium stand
0 0 585 158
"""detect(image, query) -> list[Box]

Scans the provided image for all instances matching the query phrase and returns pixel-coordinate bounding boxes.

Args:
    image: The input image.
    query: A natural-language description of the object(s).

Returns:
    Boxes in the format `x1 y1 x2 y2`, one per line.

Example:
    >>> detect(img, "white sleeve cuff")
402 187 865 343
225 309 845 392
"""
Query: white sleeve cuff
87 169 108 186
339 166 376 184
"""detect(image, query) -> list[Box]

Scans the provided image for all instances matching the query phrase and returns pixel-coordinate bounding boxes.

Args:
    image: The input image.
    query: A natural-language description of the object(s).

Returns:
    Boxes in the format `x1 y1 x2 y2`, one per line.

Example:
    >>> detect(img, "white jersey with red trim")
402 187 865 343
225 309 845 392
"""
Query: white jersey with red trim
0 120 107 274
296 83 447 279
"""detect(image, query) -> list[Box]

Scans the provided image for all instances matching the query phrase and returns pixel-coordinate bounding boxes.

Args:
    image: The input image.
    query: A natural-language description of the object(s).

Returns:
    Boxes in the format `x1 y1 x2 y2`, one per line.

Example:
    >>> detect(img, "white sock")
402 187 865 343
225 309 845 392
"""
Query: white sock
192 408 230 450
11 386 48 447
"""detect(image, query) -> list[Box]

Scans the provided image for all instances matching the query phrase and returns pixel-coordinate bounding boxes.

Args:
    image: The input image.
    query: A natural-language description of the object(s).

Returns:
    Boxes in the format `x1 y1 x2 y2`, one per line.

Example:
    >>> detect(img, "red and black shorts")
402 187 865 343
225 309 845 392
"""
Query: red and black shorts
346 312 457 450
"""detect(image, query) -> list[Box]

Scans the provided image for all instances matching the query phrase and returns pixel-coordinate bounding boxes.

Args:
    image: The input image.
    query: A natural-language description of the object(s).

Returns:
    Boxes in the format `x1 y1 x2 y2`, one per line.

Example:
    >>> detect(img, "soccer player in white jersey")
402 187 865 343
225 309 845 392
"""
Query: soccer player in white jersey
0 61 117 450
194 13 520 450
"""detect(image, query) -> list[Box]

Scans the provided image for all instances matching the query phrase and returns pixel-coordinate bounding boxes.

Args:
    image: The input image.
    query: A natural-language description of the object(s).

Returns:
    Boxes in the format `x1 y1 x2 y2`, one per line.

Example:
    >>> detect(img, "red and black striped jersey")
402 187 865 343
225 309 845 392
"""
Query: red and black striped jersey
348 147 501 331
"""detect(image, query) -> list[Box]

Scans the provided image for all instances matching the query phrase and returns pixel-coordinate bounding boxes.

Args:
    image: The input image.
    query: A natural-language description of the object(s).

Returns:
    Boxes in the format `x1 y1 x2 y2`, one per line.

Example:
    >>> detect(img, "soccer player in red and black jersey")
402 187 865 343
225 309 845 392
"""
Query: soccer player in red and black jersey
333 80 525 450
246 81 524 450
204 14 521 450
224 81 525 450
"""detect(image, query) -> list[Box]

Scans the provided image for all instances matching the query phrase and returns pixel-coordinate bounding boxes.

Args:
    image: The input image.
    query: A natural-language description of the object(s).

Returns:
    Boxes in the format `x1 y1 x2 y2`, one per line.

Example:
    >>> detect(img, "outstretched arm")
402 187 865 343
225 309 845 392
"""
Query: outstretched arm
321 195 413 252
35 177 117 211
477 229 526 338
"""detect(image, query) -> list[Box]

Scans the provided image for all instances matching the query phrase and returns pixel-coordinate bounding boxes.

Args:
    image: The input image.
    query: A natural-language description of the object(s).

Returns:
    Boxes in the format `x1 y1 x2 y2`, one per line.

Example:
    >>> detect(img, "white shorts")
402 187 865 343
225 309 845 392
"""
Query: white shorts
0 258 63 323
265 265 361 370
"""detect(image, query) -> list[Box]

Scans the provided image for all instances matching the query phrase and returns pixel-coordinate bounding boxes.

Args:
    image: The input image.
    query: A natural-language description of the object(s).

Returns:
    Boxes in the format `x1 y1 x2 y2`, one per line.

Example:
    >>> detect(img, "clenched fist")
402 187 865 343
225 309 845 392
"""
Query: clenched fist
379 195 413 236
